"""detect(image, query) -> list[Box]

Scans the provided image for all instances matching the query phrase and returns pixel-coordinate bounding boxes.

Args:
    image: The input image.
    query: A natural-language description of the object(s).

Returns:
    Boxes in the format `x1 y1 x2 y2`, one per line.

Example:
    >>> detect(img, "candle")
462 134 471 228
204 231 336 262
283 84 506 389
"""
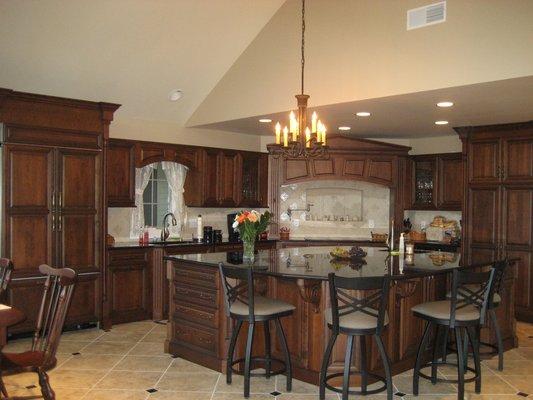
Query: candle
283 126 289 147
305 127 311 148
275 122 281 144
311 112 317 133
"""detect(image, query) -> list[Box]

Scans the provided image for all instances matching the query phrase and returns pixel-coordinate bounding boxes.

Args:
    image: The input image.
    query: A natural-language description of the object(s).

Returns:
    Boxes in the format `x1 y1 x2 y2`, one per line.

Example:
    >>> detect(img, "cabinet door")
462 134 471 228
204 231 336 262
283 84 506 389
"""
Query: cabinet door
258 154 269 207
56 149 101 272
283 159 309 183
107 249 152 324
468 139 501 184
218 151 240 207
240 153 261 207
468 187 500 250
412 157 436 209
202 149 219 206
437 154 463 210
2 144 55 277
502 136 533 183
107 140 135 207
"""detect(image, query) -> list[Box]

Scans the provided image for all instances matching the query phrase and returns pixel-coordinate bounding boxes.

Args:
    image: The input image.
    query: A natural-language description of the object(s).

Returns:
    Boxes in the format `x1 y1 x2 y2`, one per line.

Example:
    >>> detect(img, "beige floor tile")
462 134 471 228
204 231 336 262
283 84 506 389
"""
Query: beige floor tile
484 359 533 375
276 376 318 394
215 374 276 394
84 389 149 400
82 341 136 355
212 394 274 400
113 355 173 372
3 371 40 388
95 371 162 390
97 330 148 342
3 384 88 399
112 320 157 333
3 338 33 352
167 357 219 374
463 373 516 395
498 375 533 393
129 341 167 356
150 391 213 400
57 354 123 370
402 396 467 400
394 375 456 395
275 395 338 400
62 327 105 341
56 340 93 354
49 369 108 388
157 372 220 391
141 329 168 343
514 347 533 359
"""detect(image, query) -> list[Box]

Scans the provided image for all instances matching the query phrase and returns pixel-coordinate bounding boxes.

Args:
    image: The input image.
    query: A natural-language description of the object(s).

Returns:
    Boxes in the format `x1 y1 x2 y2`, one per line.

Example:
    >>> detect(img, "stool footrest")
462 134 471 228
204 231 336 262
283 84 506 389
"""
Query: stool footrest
230 356 287 378
324 371 387 396
418 361 479 384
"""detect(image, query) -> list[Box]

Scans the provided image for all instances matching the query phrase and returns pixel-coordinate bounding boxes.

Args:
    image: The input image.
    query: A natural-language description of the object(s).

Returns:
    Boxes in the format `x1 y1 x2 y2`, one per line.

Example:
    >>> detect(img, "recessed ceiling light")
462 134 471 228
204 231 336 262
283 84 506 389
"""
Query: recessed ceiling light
338 126 351 131
435 120 449 125
355 111 371 117
259 118 272 123
168 89 183 101
436 101 454 108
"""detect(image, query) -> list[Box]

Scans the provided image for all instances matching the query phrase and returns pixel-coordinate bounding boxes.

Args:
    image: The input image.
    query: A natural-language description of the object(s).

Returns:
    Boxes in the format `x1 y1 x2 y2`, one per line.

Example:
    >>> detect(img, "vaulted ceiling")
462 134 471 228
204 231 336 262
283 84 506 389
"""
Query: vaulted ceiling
1 0 532 142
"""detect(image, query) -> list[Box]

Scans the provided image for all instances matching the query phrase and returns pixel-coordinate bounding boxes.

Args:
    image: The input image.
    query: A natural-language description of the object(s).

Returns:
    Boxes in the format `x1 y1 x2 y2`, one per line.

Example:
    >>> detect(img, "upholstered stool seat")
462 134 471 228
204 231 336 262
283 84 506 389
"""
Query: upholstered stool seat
325 307 389 331
230 296 295 318
412 300 480 323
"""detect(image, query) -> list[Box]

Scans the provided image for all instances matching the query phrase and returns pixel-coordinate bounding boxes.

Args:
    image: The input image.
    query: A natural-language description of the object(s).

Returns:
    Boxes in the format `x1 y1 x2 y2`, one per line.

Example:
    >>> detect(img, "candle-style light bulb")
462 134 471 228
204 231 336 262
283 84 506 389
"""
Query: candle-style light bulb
283 126 289 147
305 127 311 148
311 112 317 133
275 122 281 145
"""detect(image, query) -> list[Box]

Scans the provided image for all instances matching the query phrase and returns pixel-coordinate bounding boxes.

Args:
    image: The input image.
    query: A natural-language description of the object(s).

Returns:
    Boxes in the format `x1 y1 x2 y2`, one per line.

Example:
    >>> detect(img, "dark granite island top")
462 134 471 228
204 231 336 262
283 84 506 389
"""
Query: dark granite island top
164 246 517 385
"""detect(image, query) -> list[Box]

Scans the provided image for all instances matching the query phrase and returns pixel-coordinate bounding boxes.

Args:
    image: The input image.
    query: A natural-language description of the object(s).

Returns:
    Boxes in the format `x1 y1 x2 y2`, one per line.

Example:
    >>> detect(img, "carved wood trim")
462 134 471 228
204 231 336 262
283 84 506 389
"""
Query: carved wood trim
296 279 321 313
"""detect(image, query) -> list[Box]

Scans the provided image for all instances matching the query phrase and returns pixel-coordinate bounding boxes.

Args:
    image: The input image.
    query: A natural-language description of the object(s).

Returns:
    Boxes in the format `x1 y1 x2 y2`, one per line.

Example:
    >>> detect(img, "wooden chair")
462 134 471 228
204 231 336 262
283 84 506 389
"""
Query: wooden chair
0 259 14 300
0 264 77 400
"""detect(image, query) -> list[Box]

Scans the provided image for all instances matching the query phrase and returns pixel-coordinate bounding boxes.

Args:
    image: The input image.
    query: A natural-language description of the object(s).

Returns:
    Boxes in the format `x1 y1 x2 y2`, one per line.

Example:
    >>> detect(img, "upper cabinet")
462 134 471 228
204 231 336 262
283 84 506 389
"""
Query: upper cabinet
407 152 463 211
105 139 269 208
107 139 136 207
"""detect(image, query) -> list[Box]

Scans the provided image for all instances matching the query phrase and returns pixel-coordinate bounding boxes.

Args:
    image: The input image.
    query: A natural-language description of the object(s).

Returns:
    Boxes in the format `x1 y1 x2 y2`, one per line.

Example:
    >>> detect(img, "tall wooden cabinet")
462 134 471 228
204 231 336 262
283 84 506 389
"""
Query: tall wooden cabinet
0 88 119 332
457 121 533 322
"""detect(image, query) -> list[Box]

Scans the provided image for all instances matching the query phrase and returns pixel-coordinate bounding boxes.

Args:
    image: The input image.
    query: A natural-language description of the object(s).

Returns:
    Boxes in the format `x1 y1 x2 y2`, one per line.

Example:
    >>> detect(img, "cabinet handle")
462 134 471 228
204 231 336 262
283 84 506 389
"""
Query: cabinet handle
52 191 56 209
500 167 505 180
58 214 62 231
59 192 63 208
52 214 56 231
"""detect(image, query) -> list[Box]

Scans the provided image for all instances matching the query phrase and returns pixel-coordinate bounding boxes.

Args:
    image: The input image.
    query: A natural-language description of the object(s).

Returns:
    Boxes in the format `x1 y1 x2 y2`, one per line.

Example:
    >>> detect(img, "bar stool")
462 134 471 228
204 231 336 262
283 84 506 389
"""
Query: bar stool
411 268 496 400
319 273 392 400
444 260 509 370
219 263 295 398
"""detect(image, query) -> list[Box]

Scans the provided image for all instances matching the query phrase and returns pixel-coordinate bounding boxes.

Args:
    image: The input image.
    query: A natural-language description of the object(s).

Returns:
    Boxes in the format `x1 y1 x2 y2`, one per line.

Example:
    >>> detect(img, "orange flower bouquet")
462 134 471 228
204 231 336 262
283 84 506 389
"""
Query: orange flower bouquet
232 210 271 263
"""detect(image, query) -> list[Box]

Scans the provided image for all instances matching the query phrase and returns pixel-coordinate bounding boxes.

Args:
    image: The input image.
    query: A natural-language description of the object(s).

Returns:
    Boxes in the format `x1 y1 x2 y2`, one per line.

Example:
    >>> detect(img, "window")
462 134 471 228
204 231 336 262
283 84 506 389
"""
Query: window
143 163 170 228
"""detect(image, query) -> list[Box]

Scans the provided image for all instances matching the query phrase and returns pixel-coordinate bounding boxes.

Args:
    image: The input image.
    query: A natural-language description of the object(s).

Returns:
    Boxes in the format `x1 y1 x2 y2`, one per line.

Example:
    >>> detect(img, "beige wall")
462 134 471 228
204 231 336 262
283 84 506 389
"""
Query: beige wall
408 135 462 154
111 117 262 152
190 0 533 126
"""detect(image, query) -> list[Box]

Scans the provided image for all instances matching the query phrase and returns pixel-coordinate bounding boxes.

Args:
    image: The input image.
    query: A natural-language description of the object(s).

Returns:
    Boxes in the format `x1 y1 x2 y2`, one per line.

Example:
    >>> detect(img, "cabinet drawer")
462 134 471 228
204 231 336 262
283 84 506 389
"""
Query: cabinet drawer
173 265 217 289
173 303 218 328
173 320 217 353
108 248 149 265
173 284 218 308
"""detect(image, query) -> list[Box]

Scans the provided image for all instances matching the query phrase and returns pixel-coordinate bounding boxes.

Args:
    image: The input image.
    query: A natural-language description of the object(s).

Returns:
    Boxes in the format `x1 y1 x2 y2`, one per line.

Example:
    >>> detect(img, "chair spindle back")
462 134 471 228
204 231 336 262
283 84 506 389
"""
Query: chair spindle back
219 263 255 322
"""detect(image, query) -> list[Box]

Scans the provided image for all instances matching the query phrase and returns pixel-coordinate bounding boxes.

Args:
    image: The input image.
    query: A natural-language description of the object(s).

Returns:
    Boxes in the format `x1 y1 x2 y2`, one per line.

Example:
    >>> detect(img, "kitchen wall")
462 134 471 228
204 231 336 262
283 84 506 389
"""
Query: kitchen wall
108 206 267 243
403 210 462 241
277 180 390 240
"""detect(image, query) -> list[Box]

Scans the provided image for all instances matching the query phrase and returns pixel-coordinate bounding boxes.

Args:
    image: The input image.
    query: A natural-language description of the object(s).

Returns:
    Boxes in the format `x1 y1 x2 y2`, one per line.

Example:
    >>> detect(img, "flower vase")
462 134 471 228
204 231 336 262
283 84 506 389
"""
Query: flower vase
242 240 255 264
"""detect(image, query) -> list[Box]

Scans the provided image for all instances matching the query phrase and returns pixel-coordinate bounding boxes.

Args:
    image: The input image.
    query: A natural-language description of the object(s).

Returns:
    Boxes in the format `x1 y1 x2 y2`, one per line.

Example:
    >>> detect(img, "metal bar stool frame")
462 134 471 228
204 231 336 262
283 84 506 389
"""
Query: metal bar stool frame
219 263 293 398
320 273 393 400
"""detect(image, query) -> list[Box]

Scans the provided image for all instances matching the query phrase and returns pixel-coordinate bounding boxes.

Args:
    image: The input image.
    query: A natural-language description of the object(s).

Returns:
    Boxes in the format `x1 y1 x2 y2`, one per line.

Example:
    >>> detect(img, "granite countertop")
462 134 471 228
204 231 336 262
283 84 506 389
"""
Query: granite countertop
108 239 277 250
165 245 471 281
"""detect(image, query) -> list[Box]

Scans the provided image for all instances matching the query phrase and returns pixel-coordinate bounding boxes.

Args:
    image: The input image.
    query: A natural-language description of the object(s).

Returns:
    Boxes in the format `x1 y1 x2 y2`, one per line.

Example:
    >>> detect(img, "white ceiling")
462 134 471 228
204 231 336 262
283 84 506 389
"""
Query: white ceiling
0 0 285 125
194 76 533 138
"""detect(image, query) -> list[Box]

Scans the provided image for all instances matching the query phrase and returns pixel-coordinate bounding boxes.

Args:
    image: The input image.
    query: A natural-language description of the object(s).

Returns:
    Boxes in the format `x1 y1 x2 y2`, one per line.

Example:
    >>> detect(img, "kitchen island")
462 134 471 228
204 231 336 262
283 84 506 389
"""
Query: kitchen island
164 246 517 385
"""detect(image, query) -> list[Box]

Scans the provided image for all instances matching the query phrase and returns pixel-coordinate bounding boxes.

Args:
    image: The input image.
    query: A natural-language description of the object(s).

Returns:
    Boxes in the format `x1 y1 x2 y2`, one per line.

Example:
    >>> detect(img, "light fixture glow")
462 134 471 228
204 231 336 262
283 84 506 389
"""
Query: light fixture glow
259 118 272 123
437 101 454 108
435 120 449 125
338 126 351 131
356 111 371 117
168 89 183 101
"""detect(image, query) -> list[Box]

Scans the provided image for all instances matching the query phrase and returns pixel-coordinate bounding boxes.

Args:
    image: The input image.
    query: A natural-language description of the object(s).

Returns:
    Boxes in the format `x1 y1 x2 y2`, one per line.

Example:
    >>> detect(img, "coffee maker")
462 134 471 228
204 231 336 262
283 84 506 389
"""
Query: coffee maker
227 213 241 243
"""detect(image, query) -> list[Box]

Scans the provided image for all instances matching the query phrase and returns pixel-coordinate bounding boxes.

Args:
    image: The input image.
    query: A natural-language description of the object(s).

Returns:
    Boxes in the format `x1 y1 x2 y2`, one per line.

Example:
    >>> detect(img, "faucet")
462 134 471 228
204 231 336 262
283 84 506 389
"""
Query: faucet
287 203 313 219
160 212 177 242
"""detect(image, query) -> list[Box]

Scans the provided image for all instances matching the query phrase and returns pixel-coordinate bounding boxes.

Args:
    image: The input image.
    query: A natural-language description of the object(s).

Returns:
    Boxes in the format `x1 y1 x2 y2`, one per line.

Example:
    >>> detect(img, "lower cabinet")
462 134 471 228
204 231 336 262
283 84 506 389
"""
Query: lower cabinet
106 248 153 325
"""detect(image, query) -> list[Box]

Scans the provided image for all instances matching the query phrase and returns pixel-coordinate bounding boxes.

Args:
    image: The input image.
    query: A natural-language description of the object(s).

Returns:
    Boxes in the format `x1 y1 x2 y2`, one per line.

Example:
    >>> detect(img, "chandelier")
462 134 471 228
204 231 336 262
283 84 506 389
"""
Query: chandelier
270 0 328 159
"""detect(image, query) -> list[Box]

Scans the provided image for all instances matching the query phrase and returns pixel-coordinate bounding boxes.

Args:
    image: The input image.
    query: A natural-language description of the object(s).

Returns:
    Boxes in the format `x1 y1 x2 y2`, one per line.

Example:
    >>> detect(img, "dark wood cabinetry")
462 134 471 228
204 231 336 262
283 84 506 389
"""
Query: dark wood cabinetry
107 139 135 207
407 153 463 211
0 88 119 333
106 248 152 324
457 121 533 322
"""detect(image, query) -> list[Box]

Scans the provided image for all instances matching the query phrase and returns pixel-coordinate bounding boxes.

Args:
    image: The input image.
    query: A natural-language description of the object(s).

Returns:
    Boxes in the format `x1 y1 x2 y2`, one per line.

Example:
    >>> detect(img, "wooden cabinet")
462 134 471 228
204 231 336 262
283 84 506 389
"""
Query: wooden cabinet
407 153 463 211
240 153 268 207
218 151 240 207
106 248 152 325
107 139 135 207
458 121 533 322
0 89 119 333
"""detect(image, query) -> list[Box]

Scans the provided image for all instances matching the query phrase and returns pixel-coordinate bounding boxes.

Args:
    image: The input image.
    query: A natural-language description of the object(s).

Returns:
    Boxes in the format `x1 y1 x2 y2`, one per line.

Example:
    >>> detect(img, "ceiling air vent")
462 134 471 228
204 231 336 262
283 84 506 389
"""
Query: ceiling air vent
407 1 446 30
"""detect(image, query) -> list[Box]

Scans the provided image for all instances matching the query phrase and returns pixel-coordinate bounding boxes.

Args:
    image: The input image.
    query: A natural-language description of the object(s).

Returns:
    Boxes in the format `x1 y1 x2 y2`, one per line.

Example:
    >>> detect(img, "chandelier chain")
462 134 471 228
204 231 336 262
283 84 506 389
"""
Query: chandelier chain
301 0 305 95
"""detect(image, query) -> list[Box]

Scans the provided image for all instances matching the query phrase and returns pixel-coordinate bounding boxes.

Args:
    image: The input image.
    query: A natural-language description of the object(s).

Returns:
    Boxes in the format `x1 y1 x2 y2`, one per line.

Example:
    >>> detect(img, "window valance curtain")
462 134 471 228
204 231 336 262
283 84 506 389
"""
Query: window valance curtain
161 161 188 237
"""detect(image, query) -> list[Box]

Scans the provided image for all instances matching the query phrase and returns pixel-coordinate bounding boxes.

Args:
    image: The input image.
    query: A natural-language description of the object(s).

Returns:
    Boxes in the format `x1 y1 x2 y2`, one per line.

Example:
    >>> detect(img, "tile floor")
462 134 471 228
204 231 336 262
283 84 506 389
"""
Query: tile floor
2 320 532 399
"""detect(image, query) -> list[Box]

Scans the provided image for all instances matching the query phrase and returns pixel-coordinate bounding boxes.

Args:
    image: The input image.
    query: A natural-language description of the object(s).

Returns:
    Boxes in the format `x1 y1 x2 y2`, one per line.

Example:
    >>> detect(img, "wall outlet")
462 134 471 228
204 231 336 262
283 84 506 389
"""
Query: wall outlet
368 219 375 228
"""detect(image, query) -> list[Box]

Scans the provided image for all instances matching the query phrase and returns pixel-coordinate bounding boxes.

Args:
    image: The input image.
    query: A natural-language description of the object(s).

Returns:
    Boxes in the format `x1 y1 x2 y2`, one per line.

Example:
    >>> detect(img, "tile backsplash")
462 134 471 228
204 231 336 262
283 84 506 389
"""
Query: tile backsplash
403 210 462 232
278 180 390 239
